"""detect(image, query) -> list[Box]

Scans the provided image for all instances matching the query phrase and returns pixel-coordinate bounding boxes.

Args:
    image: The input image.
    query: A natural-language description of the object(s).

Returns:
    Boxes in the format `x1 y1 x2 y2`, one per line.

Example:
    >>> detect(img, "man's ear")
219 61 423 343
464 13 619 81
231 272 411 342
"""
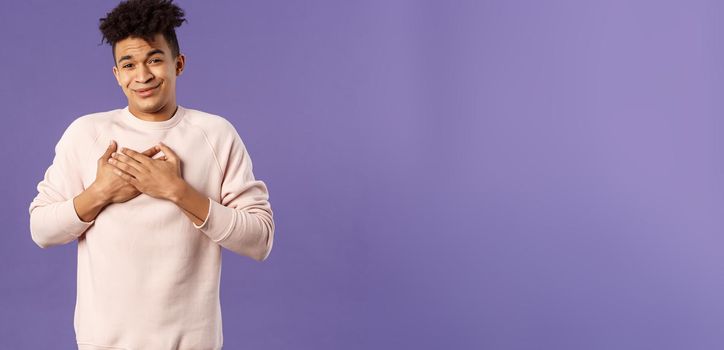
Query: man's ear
175 53 185 76
112 65 122 86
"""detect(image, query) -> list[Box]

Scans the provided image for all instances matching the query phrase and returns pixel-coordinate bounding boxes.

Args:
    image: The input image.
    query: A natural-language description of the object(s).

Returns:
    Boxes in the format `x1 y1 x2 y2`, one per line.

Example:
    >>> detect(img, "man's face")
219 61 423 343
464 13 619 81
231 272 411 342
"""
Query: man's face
112 33 184 117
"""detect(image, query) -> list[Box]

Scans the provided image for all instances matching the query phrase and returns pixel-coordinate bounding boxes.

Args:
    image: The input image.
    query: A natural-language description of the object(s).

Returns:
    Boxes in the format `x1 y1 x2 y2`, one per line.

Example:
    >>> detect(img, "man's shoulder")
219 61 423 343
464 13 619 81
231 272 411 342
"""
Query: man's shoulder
65 108 119 133
55 109 119 152
58 110 113 145
182 106 239 136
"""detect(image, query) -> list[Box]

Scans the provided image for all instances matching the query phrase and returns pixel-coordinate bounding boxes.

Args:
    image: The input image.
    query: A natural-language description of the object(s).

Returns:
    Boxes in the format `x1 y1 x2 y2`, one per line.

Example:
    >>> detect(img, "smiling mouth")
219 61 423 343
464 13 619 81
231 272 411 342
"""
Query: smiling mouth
134 84 160 95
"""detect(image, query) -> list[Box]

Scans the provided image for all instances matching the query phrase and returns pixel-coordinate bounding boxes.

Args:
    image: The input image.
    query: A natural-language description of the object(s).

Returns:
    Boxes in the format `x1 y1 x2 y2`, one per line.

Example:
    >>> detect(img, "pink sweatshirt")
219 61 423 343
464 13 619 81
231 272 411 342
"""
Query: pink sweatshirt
28 105 275 350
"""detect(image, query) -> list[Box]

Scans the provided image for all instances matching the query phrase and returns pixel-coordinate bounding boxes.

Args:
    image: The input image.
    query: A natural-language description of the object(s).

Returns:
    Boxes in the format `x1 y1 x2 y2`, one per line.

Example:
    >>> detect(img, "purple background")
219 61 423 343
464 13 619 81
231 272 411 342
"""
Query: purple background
2 0 723 348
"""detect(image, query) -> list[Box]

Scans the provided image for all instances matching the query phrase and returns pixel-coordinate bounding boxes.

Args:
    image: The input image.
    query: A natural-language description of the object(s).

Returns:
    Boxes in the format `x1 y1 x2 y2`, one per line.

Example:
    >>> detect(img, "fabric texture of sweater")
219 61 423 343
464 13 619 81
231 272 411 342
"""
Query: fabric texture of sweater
28 105 275 350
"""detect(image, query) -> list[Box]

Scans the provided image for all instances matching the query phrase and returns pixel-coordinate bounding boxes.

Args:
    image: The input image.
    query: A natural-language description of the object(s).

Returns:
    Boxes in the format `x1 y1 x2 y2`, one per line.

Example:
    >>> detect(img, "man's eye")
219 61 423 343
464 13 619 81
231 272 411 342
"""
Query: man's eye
149 58 162 64
123 64 134 69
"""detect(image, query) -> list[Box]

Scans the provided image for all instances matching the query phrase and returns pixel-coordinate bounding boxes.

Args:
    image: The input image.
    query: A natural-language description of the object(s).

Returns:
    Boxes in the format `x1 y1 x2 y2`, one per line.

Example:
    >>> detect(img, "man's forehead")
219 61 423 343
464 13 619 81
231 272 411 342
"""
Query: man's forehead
115 34 169 56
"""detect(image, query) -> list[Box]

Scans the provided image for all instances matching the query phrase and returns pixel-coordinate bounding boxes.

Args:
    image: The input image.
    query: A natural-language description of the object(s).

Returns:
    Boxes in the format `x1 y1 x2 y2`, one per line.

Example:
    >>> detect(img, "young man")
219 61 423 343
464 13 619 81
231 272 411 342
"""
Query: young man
28 0 275 349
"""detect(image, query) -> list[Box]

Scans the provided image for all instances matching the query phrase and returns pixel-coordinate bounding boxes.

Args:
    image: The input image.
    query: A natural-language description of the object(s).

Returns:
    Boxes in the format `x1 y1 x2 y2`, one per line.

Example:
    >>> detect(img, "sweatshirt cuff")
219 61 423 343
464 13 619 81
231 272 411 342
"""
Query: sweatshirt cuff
59 198 95 237
193 198 234 242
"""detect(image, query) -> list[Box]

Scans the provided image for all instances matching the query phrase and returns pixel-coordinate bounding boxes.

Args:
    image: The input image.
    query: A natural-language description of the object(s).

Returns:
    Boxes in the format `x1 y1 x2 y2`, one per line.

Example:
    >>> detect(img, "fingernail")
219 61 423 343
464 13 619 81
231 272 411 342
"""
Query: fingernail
109 140 113 146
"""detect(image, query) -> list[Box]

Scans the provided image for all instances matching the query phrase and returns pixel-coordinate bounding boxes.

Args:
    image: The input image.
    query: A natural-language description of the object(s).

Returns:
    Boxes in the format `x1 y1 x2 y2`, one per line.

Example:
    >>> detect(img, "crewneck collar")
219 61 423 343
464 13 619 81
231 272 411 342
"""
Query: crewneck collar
121 105 185 130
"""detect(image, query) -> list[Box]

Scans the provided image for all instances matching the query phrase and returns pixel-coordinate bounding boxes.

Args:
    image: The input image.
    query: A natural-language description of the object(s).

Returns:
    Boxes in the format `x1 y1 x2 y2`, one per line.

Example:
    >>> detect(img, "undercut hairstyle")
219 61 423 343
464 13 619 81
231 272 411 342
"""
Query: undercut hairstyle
99 0 187 64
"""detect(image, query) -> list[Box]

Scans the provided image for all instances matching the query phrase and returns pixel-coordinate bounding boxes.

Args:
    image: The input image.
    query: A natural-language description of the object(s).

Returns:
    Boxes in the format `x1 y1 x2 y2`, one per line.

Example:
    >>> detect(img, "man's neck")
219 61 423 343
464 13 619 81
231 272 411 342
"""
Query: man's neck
129 103 178 122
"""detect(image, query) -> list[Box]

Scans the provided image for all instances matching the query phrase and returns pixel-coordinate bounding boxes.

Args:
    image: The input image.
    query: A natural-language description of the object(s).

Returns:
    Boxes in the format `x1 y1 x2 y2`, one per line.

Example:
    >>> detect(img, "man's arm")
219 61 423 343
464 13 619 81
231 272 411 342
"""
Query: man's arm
173 127 275 262
73 184 111 223
171 182 210 227
29 118 96 248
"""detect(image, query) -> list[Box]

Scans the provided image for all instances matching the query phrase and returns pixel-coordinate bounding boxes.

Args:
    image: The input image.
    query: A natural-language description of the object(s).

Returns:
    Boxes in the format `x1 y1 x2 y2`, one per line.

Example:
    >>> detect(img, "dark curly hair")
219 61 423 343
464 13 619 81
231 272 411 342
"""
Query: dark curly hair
99 0 187 63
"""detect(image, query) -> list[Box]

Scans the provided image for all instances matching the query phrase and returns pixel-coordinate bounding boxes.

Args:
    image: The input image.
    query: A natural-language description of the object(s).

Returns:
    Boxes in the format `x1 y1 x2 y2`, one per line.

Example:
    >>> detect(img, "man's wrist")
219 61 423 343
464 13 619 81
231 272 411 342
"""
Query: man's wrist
73 183 111 223
169 178 188 204
88 183 111 207
170 179 211 226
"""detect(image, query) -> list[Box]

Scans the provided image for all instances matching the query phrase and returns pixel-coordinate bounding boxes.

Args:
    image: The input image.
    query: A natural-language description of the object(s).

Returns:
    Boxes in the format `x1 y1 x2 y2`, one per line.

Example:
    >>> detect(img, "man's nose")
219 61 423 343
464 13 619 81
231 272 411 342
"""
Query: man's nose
135 64 154 83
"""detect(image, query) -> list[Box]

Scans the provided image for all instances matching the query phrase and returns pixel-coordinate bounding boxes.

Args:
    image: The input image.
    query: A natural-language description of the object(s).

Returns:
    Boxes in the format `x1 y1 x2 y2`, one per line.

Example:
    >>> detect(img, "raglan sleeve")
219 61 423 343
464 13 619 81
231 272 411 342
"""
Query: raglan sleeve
193 122 275 261
28 118 96 248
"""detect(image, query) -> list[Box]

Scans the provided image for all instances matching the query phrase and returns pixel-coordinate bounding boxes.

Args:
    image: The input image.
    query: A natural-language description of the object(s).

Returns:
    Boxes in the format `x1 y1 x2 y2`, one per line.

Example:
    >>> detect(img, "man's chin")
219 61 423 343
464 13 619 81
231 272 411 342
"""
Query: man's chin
132 101 165 113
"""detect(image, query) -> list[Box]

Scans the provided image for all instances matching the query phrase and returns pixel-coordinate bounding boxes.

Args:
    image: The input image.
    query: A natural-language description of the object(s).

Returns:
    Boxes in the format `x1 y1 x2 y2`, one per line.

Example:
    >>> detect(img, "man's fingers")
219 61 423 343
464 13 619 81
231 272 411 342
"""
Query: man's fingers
120 147 152 166
103 143 166 165
141 145 161 157
157 142 179 162
109 164 139 186
109 156 142 177
101 140 117 160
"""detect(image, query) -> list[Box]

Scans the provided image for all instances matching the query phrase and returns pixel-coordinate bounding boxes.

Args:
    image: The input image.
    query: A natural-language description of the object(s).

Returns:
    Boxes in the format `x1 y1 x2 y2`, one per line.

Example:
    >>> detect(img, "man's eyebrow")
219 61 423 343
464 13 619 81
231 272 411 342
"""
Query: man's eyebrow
117 49 166 64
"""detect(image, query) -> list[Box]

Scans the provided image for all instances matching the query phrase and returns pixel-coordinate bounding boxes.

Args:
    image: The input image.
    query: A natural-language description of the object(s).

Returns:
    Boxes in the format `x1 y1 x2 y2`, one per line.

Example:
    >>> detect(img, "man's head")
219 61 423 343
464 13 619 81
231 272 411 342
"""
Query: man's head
99 0 187 119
